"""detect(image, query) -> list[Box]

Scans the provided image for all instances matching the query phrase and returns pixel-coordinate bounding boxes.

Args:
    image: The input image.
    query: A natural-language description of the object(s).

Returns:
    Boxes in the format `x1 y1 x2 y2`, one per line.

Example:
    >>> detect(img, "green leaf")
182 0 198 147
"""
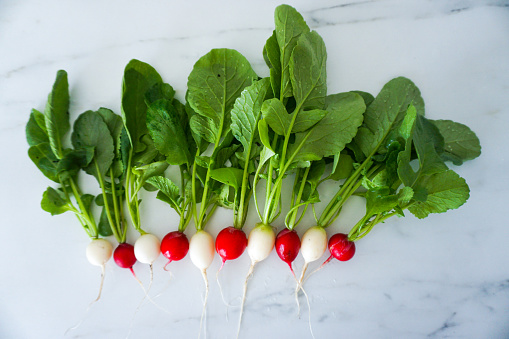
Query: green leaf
57 147 95 181
431 119 481 165
263 31 281 99
71 111 115 178
261 98 290 135
398 186 414 205
121 59 163 153
290 31 327 110
365 187 398 216
398 112 449 187
408 170 470 219
274 4 310 99
132 161 169 186
292 109 327 133
44 70 70 159
231 78 271 161
329 153 354 181
28 142 60 183
210 167 245 191
355 77 425 158
26 109 49 146
189 113 218 145
41 187 70 215
195 156 211 169
98 207 113 237
146 176 181 212
289 92 365 163
187 48 258 144
147 99 192 165
257 119 274 152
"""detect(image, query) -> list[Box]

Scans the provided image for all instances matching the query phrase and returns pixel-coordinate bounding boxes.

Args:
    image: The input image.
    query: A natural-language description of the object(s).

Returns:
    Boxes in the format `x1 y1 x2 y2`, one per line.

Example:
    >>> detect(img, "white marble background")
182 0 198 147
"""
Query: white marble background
1 0 509 338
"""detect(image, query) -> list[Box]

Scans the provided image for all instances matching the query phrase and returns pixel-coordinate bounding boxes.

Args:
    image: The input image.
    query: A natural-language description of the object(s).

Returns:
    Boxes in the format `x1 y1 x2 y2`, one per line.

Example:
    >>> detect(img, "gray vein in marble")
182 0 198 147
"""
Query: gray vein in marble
427 312 458 338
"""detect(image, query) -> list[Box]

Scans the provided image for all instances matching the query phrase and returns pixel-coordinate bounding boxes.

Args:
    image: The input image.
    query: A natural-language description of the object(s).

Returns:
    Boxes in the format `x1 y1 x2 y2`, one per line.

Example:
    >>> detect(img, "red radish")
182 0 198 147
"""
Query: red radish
275 228 301 274
215 226 247 267
324 233 356 264
114 243 137 275
160 231 189 269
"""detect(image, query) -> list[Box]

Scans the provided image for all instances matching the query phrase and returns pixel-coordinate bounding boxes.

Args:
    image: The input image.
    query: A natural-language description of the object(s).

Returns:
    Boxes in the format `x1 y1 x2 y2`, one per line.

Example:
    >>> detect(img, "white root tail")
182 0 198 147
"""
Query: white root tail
236 261 256 339
198 269 209 339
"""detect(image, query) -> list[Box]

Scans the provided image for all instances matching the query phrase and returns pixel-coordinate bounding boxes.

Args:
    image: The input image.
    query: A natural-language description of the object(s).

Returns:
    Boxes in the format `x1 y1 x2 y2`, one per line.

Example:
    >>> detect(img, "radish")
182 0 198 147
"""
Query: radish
215 226 248 268
297 226 327 288
160 231 189 269
189 230 214 339
275 228 301 275
86 238 113 267
325 233 356 263
134 233 161 264
113 242 137 276
237 223 275 337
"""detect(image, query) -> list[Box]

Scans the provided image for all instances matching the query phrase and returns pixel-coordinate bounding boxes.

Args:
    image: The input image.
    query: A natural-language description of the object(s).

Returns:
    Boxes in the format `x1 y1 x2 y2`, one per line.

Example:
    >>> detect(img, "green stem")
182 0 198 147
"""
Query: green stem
191 150 199 229
235 147 254 229
287 166 310 229
109 168 121 232
263 130 312 225
68 178 98 237
95 160 121 243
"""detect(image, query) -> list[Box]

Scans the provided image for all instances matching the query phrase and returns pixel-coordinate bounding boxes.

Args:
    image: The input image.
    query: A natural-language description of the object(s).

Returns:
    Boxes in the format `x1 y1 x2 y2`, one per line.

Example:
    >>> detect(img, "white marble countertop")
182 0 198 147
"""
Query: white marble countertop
1 1 509 338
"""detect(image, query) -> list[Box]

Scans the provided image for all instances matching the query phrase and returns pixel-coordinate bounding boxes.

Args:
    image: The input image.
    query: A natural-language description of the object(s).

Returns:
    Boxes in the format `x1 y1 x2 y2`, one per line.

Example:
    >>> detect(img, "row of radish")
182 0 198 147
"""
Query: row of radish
26 4 480 337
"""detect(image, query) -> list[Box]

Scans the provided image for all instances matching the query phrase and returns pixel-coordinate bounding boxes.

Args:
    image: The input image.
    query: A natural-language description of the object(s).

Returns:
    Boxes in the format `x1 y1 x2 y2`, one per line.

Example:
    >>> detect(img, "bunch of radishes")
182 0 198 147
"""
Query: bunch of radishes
26 4 481 337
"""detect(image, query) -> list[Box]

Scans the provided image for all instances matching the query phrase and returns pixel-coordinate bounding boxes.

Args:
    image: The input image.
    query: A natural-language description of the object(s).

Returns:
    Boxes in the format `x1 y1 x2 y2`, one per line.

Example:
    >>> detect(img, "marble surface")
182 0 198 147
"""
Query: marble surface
1 1 509 338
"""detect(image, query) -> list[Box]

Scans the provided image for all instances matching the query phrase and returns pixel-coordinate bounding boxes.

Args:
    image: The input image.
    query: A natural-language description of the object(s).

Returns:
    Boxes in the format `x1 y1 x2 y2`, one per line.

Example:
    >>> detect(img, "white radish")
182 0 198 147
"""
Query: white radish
189 230 214 270
238 223 276 338
134 233 161 264
247 223 275 263
300 226 328 264
189 230 214 339
86 238 113 266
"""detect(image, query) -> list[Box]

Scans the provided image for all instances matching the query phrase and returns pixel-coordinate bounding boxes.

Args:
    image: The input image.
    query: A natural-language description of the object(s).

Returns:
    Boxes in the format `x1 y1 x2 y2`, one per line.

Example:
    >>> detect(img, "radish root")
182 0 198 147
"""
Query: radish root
291 265 315 339
198 269 209 339
236 261 256 339
295 262 309 316
64 264 106 335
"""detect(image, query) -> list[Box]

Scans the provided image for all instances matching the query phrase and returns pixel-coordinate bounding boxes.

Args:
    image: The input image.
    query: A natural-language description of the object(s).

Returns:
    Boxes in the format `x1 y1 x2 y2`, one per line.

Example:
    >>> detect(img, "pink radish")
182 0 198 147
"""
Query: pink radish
275 228 301 274
324 233 356 263
215 226 247 267
114 243 137 276
160 231 189 269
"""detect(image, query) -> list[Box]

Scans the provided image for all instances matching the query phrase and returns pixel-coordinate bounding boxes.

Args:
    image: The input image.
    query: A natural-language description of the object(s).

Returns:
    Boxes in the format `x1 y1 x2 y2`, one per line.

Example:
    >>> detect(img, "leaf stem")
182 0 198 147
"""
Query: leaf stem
95 160 121 243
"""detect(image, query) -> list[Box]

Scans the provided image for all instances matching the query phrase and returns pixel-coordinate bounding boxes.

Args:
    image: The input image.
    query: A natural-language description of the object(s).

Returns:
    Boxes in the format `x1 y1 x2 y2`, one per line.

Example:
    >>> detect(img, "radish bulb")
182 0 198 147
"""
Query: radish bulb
134 233 161 264
238 223 276 338
86 238 113 302
189 230 214 339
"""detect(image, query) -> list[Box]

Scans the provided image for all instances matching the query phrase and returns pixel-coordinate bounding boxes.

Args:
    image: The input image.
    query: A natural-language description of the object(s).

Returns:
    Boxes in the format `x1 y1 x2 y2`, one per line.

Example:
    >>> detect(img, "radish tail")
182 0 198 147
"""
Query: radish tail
216 264 234 311
64 264 106 335
198 269 209 339
237 261 256 339
131 267 172 316
302 258 330 286
163 260 172 271
290 265 315 339
295 262 309 316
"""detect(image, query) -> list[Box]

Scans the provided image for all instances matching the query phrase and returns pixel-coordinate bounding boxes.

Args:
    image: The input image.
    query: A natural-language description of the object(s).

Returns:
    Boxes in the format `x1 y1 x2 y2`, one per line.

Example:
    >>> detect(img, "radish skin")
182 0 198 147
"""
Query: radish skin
247 223 275 263
86 239 113 266
189 230 214 339
275 229 301 274
134 233 161 264
300 226 328 264
189 230 214 270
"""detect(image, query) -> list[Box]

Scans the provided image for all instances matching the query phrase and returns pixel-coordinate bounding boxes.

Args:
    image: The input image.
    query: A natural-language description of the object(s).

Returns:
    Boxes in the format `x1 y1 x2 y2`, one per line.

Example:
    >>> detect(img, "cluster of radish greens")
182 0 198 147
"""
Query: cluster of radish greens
26 4 481 336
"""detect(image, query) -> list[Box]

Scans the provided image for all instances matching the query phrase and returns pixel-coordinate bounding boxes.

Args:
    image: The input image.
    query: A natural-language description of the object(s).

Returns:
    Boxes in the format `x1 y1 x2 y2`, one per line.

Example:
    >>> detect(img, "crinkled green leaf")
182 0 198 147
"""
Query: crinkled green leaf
355 77 424 158
146 176 181 213
431 119 481 165
263 31 281 98
132 161 169 186
28 142 60 183
41 187 70 216
210 167 245 191
292 109 327 133
57 147 95 181
147 99 192 165
26 109 49 146
261 98 290 135
290 30 327 110
408 170 470 219
289 92 365 163
187 48 257 144
231 78 271 161
329 153 354 181
71 111 115 178
44 70 70 159
274 4 310 99
121 59 163 153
